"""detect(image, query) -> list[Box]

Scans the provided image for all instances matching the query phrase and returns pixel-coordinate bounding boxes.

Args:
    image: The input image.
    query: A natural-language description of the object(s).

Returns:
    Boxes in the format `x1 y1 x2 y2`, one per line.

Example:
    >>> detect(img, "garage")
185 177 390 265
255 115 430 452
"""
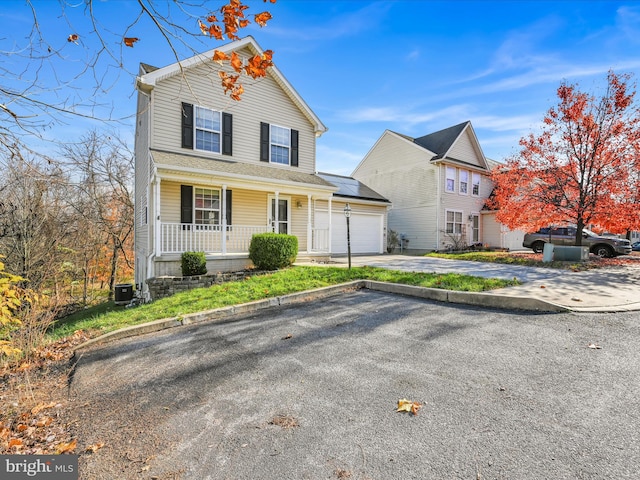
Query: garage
315 172 390 255
316 210 384 254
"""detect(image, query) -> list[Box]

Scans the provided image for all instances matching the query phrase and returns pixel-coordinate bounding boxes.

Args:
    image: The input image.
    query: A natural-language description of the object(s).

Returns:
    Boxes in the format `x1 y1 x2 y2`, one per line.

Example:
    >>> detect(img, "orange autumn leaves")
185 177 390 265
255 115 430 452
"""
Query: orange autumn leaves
214 49 274 100
204 0 276 100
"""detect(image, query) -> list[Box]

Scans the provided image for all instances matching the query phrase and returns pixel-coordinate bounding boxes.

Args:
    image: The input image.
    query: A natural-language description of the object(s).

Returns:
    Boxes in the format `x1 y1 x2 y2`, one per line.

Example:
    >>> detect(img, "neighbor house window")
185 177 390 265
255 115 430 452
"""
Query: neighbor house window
270 125 291 165
472 173 481 196
195 106 221 153
445 210 463 234
194 188 220 225
459 170 468 194
446 167 456 193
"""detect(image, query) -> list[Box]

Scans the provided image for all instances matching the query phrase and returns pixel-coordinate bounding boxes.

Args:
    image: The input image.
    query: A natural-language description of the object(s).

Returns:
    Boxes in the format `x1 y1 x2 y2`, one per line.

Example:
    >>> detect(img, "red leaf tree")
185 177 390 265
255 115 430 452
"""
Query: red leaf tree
490 71 640 244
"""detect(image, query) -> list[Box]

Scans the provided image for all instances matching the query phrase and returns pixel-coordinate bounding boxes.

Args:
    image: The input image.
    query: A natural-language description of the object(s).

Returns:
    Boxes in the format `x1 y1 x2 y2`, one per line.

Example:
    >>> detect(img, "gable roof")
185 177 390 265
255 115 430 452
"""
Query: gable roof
413 121 470 158
136 36 327 137
317 172 390 203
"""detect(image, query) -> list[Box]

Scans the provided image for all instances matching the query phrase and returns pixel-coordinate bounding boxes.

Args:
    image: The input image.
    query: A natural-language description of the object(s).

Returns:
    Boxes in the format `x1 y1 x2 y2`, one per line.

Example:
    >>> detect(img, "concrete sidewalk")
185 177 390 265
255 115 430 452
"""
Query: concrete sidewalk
296 254 640 313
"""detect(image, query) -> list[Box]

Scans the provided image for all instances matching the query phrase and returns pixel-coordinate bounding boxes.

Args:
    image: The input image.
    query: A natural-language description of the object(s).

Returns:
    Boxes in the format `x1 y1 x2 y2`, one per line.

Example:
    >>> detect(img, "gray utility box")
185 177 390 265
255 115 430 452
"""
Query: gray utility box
544 244 589 262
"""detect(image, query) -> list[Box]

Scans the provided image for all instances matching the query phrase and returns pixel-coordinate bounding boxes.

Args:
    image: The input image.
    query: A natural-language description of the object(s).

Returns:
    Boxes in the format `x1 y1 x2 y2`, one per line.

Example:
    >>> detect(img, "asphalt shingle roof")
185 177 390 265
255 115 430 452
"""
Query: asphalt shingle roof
151 150 336 189
317 172 390 203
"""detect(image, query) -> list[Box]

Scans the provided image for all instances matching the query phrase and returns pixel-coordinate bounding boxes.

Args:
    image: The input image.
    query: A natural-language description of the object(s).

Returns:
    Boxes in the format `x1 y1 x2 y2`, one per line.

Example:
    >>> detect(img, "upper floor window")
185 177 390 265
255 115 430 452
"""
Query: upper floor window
445 167 456 193
270 125 291 165
459 170 468 195
195 106 221 153
260 122 299 167
472 173 481 196
181 102 232 155
194 187 220 225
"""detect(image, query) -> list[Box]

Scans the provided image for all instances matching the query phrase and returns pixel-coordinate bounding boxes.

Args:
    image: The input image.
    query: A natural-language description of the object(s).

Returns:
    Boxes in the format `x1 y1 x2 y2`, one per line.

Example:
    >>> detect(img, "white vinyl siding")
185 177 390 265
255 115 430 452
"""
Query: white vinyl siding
448 129 485 168
149 45 317 173
352 131 439 251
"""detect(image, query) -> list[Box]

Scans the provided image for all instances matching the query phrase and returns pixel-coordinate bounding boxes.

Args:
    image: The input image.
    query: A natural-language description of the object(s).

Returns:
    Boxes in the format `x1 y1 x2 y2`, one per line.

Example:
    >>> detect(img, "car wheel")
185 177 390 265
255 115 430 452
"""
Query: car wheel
531 241 545 254
593 245 614 258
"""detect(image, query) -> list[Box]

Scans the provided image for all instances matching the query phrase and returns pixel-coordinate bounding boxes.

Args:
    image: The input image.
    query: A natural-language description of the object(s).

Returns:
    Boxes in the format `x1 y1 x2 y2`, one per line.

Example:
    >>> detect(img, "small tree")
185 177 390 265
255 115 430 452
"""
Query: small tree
490 71 640 245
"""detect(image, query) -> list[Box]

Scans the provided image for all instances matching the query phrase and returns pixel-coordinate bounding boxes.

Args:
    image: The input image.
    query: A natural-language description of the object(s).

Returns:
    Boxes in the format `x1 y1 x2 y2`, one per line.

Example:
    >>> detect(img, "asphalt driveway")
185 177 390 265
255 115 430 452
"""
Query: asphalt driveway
69 291 640 479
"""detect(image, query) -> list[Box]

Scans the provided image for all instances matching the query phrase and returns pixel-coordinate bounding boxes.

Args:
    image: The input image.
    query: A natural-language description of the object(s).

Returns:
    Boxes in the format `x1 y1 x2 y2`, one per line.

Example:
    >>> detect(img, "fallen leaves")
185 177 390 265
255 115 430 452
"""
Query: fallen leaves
397 399 423 416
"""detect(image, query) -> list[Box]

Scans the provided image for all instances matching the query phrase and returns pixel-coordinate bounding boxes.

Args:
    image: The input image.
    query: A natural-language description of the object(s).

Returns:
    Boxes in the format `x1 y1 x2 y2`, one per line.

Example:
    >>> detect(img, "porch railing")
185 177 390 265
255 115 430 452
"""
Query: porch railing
160 223 270 254
311 227 330 252
160 222 331 255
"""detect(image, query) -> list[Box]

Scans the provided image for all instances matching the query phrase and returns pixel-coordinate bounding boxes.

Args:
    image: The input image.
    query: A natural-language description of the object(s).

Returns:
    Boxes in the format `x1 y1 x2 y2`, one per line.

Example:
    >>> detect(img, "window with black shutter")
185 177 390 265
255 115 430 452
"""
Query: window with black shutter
181 103 194 150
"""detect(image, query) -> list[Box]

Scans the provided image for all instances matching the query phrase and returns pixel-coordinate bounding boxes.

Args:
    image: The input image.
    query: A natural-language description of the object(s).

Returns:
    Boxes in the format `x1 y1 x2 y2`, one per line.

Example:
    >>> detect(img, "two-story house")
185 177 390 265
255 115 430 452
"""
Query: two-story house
352 121 522 252
134 36 389 299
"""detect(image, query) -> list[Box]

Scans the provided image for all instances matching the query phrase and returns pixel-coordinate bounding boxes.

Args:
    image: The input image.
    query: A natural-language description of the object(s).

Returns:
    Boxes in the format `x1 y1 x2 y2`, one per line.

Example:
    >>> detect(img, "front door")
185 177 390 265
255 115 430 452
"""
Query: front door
270 198 289 234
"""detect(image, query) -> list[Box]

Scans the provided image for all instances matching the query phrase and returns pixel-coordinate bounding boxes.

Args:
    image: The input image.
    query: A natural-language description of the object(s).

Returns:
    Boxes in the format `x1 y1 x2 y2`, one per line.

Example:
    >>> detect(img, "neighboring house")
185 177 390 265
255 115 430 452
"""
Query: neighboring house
352 121 521 252
134 36 388 299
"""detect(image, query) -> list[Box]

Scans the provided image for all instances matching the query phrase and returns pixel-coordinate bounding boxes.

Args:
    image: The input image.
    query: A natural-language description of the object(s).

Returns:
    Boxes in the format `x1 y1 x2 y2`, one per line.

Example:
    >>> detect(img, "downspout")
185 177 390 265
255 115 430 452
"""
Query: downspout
306 194 312 253
436 162 441 250
328 195 332 255
221 184 227 254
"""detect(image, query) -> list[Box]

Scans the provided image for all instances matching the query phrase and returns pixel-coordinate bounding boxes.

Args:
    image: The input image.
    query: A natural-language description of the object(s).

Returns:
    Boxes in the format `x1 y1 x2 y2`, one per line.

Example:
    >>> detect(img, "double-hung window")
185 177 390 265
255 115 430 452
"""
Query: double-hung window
445 167 456 193
195 106 221 153
445 210 463 234
472 173 481 196
459 170 469 194
270 125 291 165
194 188 220 225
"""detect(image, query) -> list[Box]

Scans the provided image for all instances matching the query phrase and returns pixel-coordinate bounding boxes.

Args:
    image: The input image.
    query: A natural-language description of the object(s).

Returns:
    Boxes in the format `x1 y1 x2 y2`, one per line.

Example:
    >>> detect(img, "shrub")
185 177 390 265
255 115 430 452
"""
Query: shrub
249 233 298 270
181 251 207 276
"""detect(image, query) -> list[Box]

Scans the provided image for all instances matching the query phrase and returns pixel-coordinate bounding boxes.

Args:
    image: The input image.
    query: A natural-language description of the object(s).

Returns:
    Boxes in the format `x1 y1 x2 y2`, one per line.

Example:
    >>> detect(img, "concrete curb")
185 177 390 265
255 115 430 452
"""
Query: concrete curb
74 280 569 352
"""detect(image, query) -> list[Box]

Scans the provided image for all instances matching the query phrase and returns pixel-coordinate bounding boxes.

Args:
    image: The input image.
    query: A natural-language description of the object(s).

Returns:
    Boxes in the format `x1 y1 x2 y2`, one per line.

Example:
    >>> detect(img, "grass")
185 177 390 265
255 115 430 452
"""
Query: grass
49 265 518 341
425 250 586 269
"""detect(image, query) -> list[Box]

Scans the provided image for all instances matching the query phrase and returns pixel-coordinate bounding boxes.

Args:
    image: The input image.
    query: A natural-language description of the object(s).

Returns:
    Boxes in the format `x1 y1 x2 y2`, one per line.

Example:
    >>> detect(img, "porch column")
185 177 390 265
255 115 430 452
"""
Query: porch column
154 177 161 257
221 184 227 254
306 194 312 253
273 191 279 233
328 195 332 254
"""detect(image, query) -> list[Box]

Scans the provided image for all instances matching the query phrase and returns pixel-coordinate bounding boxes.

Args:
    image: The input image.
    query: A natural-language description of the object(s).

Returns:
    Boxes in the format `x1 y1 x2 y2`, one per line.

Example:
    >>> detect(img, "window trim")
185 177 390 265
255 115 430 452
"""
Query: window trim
445 209 464 234
471 173 481 196
194 105 222 154
194 187 221 226
269 124 292 165
445 166 456 193
459 170 469 195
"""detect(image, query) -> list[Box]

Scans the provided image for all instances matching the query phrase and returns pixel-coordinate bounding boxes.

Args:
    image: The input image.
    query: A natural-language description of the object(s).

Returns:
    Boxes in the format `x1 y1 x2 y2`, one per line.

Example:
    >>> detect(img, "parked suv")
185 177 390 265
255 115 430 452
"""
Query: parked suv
522 227 632 258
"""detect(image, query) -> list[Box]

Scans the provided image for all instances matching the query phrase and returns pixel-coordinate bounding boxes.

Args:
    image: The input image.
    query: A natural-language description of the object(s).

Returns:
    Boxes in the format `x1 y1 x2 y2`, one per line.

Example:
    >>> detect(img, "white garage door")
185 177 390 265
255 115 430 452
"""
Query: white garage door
316 210 383 254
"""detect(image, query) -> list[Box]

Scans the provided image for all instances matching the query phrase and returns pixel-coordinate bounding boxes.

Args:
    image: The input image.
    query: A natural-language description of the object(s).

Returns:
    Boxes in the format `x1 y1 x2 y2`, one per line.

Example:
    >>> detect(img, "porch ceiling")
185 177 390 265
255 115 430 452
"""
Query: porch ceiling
151 149 336 193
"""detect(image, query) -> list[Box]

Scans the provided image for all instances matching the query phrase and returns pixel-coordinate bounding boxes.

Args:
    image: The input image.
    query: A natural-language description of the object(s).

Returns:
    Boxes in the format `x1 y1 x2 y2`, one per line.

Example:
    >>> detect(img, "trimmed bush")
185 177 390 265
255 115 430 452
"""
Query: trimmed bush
181 251 207 276
249 233 298 271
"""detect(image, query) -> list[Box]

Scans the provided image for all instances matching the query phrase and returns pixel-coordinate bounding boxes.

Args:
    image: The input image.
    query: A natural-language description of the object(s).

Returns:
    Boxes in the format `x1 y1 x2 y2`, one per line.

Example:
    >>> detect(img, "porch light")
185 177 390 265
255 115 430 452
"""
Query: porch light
344 203 352 269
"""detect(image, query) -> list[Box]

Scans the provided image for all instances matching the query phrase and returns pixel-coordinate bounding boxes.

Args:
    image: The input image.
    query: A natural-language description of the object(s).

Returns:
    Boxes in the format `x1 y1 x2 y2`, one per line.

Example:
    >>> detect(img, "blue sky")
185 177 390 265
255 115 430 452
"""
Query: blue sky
3 1 640 175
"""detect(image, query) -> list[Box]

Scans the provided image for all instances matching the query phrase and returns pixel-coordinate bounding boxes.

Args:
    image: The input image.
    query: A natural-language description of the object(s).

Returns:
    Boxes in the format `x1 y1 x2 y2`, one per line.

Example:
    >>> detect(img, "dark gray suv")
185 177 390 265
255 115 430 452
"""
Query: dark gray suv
522 227 632 258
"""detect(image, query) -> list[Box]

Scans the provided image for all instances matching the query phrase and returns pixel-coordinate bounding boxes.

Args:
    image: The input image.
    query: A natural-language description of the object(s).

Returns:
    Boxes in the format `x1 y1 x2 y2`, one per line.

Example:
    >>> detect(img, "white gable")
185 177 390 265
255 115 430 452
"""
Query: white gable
445 125 488 170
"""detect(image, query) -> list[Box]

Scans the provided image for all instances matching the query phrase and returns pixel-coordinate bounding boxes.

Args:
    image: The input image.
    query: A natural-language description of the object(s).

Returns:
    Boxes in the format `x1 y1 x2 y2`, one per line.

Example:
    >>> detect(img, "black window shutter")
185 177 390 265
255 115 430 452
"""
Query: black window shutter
260 122 270 162
290 129 299 167
226 190 232 226
180 185 193 224
222 113 233 156
181 103 194 149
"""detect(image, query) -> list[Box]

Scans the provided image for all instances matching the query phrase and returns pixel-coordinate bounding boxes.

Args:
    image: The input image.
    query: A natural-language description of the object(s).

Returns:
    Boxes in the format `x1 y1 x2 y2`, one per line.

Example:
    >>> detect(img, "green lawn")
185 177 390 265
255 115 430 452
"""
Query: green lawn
50 265 519 341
